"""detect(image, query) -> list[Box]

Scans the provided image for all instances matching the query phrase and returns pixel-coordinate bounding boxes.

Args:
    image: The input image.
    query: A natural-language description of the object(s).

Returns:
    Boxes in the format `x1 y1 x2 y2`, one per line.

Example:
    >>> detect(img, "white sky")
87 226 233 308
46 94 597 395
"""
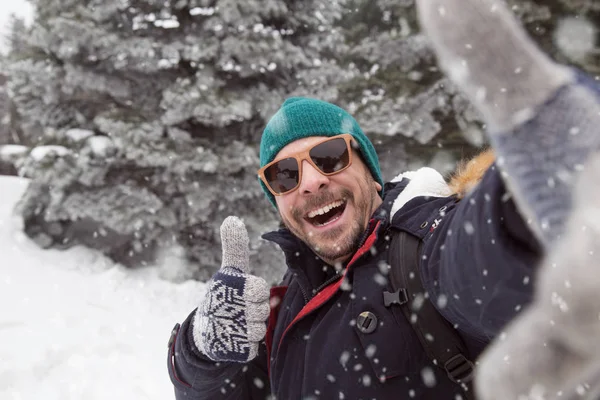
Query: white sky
0 176 206 399
0 1 34 52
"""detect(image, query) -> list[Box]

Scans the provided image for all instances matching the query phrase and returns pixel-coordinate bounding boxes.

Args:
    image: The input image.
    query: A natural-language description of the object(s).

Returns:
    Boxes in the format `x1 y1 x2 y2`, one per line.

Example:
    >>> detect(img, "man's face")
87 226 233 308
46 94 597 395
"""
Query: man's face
274 136 383 266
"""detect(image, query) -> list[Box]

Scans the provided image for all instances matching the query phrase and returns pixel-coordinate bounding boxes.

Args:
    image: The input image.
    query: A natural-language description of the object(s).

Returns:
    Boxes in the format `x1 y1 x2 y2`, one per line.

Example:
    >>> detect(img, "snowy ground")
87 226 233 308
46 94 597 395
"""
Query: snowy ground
0 176 206 400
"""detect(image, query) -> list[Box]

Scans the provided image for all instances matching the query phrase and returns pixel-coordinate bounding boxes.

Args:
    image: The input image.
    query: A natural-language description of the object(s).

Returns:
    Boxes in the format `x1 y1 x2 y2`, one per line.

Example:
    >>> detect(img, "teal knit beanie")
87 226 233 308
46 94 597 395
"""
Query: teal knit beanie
259 97 384 207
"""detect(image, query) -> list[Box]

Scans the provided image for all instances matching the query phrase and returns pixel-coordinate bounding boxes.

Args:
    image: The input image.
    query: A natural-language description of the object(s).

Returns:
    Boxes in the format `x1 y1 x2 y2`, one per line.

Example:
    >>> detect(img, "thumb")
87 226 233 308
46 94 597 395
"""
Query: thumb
220 216 250 273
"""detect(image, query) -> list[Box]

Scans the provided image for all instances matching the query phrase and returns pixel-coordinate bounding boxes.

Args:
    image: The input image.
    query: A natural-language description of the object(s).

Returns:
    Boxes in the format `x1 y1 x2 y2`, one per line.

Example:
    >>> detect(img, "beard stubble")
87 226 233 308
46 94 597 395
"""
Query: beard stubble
283 175 378 264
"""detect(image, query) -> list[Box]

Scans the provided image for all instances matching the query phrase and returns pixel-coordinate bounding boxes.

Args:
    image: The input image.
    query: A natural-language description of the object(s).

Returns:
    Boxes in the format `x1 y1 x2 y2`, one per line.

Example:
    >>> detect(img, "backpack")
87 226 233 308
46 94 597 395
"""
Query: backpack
385 229 476 399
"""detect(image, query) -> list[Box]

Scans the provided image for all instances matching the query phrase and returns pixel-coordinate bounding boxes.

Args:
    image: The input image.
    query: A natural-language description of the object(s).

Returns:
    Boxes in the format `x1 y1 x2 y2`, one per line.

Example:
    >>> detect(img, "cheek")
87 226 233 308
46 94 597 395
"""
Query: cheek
276 196 295 221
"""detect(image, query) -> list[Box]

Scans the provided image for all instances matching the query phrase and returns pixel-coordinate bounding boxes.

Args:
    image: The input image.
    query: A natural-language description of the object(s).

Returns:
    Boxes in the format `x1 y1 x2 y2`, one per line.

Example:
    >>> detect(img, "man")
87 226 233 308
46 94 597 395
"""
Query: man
170 96 529 399
167 0 600 398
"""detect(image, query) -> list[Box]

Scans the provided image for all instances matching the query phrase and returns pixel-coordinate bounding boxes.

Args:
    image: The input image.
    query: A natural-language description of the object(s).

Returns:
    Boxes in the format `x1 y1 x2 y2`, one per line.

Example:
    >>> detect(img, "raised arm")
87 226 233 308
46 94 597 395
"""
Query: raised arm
415 0 600 397
167 217 271 399
420 163 541 340
417 0 600 247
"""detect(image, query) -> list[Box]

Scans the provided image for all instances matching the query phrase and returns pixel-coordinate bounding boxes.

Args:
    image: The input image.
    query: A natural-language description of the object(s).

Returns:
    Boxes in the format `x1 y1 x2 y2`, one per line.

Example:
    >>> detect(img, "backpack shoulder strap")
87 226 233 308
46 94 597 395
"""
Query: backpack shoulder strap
386 229 476 397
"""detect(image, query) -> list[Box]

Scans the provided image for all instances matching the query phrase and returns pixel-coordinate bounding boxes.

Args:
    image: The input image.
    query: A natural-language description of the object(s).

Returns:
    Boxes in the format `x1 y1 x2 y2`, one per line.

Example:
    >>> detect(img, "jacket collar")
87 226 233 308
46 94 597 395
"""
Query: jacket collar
261 228 330 291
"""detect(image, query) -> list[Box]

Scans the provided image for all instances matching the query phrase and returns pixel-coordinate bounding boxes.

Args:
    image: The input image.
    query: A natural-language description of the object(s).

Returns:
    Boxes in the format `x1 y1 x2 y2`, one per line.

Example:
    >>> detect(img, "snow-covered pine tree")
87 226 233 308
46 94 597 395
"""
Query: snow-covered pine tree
3 0 355 282
3 0 598 281
0 68 8 146
4 14 29 56
330 0 599 176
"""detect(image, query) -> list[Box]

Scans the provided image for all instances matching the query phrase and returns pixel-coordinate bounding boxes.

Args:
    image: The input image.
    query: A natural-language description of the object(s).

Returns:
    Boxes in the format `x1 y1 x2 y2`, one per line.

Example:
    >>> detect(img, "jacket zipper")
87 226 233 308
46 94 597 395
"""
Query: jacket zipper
276 220 383 353
313 270 344 295
297 280 310 304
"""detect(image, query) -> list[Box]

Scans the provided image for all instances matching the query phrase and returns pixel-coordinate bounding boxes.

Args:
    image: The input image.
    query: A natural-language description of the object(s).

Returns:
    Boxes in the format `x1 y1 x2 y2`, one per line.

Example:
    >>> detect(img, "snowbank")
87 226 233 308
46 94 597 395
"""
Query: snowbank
0 175 206 399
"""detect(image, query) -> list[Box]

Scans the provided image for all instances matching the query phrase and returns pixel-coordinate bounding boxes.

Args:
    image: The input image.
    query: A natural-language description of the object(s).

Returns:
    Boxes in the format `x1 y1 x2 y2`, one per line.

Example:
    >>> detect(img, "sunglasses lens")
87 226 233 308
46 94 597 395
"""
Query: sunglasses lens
309 137 350 174
264 157 300 194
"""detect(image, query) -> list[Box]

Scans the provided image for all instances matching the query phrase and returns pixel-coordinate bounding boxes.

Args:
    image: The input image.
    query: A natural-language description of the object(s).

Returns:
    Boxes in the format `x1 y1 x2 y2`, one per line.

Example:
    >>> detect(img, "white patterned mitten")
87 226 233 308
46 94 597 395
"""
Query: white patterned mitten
192 216 270 363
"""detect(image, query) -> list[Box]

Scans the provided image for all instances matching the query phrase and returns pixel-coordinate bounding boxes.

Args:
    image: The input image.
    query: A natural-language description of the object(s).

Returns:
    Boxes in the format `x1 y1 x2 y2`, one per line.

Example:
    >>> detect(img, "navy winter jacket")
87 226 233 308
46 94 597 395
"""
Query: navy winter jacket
167 164 541 399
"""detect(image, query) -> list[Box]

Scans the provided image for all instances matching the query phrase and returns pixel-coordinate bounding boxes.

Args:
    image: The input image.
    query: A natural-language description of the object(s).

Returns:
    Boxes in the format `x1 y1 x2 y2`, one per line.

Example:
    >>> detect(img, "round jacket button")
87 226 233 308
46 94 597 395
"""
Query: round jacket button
357 311 378 334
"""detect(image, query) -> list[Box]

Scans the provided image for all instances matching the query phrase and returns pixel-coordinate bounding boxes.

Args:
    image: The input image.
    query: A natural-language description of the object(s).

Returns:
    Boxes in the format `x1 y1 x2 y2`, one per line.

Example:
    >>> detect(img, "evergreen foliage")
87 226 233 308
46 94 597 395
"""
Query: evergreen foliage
2 0 598 282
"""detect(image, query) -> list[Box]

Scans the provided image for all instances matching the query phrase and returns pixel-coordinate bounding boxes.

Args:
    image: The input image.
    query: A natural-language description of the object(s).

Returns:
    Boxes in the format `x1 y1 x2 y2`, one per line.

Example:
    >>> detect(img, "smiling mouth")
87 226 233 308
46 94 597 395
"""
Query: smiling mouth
305 199 347 227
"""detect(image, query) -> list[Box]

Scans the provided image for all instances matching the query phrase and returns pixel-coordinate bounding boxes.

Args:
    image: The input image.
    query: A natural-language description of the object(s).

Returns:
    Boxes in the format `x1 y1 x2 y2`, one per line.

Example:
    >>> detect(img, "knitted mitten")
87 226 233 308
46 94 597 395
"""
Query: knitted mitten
417 0 600 246
193 216 270 363
475 154 600 399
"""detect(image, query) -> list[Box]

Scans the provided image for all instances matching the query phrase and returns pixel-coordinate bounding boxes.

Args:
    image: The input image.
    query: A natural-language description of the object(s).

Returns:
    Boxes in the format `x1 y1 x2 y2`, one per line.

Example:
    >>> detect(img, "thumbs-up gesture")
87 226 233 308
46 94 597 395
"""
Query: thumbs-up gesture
192 216 270 363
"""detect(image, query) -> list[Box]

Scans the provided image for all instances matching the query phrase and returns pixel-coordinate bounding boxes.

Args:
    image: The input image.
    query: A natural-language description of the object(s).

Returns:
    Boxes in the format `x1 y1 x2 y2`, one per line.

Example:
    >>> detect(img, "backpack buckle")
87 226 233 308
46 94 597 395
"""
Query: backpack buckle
444 354 474 383
383 288 408 307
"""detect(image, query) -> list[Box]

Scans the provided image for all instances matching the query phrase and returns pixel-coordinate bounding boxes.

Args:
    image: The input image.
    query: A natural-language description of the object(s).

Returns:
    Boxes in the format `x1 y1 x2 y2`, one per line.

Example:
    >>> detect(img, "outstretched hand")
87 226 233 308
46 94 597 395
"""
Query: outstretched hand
417 0 600 246
416 0 572 133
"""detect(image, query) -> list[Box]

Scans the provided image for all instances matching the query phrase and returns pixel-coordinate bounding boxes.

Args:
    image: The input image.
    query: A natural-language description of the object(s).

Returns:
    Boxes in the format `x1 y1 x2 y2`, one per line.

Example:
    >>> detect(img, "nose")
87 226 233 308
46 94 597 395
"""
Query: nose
298 160 330 195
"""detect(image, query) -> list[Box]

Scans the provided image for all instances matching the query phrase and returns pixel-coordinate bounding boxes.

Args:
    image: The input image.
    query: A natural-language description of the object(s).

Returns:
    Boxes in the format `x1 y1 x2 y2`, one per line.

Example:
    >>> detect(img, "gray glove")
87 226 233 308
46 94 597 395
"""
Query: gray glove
192 216 270 363
475 154 600 400
417 0 600 246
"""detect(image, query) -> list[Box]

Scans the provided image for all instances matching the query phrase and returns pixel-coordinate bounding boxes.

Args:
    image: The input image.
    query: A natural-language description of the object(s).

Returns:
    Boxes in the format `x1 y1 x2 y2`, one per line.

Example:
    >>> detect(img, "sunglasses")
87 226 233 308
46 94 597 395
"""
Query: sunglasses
258 134 355 196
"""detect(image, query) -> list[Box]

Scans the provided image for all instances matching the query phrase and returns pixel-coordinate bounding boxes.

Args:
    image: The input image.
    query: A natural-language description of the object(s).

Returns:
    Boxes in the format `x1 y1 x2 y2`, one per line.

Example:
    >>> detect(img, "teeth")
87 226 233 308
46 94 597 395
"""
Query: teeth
313 214 342 227
307 200 344 218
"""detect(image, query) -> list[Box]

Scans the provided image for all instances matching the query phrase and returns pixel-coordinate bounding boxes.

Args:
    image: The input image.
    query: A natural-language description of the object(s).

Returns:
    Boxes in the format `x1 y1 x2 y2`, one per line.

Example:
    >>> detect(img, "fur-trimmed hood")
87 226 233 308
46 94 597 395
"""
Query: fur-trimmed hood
388 149 495 220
